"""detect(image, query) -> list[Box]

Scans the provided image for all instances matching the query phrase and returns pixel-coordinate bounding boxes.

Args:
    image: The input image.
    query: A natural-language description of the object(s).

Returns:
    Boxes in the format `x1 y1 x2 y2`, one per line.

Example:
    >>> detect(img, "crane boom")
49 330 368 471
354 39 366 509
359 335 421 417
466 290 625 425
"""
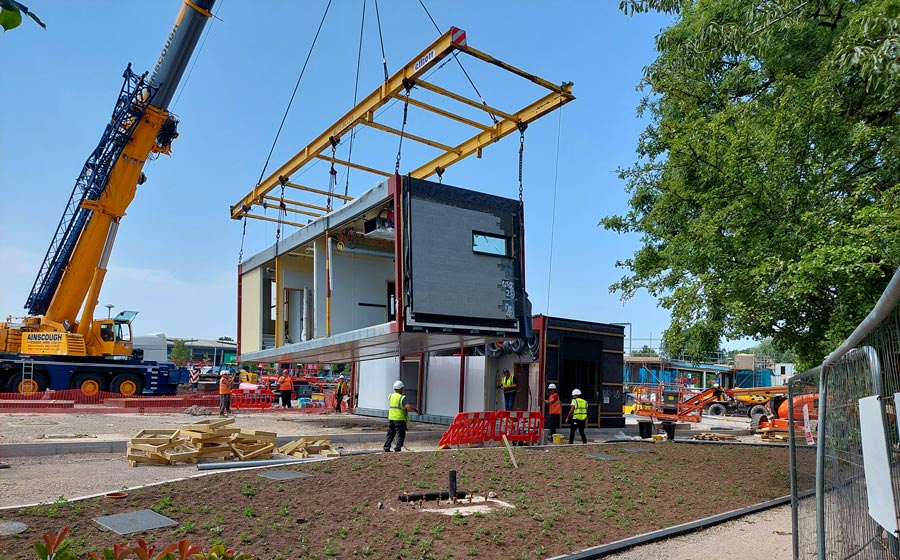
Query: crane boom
13 0 215 360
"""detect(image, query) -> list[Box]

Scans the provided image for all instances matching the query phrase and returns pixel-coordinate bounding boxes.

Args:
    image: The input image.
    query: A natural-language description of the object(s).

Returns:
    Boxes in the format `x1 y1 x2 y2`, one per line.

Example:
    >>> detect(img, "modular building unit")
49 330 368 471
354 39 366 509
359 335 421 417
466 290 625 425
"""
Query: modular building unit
237 174 529 366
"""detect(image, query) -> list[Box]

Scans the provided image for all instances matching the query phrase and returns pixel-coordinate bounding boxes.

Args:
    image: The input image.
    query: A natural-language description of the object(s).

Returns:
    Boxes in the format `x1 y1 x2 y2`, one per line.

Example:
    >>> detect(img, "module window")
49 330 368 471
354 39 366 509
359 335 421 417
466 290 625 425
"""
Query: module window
472 232 510 257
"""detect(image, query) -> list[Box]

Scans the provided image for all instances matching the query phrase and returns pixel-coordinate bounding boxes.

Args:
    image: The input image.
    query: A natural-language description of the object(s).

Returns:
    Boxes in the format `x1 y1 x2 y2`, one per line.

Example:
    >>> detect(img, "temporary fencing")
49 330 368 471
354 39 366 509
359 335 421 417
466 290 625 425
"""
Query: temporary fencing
0 387 339 415
791 267 900 559
438 410 544 448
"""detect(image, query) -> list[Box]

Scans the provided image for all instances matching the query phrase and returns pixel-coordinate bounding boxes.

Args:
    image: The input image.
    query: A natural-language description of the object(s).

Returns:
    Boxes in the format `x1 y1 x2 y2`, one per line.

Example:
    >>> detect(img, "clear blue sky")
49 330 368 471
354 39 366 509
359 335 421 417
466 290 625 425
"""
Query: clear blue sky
3 1 746 351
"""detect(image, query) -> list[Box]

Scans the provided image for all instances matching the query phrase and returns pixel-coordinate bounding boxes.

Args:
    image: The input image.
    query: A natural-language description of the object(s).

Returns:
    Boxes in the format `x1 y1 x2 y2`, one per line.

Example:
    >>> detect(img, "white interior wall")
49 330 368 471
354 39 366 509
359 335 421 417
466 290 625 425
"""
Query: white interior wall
356 357 399 410
464 355 486 411
313 238 327 338
330 252 394 334
425 357 463 417
239 267 262 353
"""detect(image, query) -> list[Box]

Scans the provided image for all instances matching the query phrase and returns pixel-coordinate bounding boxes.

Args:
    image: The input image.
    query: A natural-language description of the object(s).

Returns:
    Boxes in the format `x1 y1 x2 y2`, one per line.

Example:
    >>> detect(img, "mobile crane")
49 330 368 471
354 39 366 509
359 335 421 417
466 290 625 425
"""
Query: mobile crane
0 0 215 396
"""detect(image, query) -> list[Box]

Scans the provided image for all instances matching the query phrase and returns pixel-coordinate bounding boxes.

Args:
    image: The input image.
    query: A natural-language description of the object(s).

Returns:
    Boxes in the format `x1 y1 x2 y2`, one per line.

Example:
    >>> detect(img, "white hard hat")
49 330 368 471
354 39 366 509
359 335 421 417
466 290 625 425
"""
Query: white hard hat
572 388 582 396
339 375 345 379
548 383 557 390
393 380 404 390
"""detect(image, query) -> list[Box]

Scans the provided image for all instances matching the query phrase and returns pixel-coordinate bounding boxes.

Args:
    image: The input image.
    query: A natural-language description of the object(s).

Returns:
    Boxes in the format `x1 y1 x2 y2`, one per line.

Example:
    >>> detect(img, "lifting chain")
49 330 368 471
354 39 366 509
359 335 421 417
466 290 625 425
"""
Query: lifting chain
517 123 527 204
328 136 338 212
395 81 412 174
238 215 248 264
435 166 445 184
276 182 286 244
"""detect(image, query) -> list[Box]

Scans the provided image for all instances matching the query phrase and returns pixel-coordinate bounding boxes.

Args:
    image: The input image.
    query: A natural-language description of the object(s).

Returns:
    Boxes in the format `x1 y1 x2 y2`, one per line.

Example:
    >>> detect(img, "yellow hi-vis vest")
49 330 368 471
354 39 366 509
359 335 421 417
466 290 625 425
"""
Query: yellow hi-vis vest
573 398 588 420
388 392 408 421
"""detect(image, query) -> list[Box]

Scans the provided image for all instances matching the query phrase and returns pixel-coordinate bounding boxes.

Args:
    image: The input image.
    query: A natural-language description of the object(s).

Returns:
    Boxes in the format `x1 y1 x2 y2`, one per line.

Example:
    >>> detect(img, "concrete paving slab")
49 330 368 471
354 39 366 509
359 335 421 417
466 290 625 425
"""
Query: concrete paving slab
93 509 177 535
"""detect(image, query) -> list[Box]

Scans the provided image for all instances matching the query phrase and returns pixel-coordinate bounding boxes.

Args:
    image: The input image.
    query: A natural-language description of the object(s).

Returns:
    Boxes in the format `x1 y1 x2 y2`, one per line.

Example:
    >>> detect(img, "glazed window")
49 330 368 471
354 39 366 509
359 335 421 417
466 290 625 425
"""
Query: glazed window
472 232 510 257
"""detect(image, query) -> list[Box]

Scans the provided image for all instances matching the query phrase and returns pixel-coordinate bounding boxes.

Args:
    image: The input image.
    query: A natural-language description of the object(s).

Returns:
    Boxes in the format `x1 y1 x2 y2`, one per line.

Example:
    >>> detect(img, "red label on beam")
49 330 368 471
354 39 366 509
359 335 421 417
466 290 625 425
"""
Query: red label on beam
451 27 467 47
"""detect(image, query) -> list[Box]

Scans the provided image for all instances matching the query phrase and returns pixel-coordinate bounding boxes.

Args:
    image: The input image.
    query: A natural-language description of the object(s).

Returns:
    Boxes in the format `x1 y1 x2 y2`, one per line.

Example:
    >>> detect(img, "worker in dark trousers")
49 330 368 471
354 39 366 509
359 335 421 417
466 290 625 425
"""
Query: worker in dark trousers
218 369 234 417
384 380 418 452
334 374 347 413
566 388 588 445
544 383 562 435
277 369 293 408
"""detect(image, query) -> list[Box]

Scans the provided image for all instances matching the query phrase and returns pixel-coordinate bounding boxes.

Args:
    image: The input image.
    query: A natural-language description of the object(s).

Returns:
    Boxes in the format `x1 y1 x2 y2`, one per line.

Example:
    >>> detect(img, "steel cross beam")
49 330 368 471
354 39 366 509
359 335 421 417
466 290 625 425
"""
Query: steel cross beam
231 27 469 220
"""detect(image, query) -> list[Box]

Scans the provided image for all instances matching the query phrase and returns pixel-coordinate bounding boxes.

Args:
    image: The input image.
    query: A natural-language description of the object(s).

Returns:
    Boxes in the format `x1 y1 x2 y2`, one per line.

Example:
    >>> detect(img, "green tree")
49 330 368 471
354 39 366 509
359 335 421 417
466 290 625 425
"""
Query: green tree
0 1 44 31
218 336 234 341
631 345 659 357
169 339 192 366
604 0 900 367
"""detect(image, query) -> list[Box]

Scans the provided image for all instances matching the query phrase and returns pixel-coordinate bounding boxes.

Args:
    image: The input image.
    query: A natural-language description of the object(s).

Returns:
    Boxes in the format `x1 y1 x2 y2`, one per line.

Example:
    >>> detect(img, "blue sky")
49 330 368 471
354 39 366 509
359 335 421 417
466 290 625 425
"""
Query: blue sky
2 1 745 351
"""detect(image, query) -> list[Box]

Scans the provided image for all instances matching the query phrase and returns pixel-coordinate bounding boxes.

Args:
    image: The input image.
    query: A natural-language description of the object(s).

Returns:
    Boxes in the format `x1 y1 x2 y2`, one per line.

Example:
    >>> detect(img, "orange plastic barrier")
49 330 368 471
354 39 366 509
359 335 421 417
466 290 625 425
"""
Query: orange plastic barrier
493 410 544 443
438 410 545 448
230 387 274 409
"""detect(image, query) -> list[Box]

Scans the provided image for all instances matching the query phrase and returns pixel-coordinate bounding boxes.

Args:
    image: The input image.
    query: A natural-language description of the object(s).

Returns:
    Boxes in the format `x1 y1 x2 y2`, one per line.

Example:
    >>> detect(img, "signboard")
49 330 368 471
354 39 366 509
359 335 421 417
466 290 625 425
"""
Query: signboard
223 352 237 364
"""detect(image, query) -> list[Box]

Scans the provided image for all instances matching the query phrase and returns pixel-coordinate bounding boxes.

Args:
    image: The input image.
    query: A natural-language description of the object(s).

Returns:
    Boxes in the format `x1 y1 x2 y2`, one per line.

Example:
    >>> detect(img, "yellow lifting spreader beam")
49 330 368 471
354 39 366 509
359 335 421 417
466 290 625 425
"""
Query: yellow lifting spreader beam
231 26 574 222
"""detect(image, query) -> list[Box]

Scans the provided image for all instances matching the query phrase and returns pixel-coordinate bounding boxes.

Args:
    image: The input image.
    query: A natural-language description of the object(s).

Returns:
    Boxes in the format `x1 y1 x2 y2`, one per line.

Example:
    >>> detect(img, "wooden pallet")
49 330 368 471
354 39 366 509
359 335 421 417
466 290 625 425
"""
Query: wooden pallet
692 433 738 441
126 420 281 466
277 437 338 458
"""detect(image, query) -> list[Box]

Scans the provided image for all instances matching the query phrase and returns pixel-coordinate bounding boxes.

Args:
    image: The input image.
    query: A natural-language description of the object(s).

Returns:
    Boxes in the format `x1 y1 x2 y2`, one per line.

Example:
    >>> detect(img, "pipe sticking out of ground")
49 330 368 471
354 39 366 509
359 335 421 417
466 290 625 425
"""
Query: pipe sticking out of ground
398 470 466 502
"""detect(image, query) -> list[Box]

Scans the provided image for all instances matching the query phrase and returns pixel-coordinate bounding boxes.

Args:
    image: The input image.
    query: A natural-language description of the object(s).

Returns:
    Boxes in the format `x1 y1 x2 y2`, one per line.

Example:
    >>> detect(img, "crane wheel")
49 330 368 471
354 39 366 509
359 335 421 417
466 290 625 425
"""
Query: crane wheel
111 374 143 396
72 374 106 398
7 373 47 395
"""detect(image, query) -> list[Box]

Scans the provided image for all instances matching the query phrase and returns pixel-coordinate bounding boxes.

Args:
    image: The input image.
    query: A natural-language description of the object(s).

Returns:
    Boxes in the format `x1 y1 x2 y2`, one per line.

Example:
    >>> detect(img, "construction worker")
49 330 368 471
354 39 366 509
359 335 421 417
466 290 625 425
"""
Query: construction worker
218 369 234 417
384 380 418 452
277 369 294 409
544 383 562 435
334 374 347 413
500 369 517 410
566 388 588 445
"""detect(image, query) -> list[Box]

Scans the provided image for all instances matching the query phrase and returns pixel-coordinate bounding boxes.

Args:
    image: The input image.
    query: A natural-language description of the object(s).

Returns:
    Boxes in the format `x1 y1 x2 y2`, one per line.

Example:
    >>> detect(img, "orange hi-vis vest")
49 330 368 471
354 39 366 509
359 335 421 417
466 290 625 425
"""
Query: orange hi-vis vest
278 375 294 391
219 375 232 395
548 392 562 415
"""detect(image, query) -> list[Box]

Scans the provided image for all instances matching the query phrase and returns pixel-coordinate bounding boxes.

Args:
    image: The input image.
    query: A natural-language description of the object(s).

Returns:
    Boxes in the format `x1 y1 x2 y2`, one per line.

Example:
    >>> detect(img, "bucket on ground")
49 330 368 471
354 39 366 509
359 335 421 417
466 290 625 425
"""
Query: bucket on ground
552 433 564 444
638 420 653 439
662 421 676 440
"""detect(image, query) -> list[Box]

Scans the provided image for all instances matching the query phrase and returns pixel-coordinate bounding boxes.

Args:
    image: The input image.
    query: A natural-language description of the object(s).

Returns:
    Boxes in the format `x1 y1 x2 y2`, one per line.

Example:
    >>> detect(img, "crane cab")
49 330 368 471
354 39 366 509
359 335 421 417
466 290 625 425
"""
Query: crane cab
93 310 137 358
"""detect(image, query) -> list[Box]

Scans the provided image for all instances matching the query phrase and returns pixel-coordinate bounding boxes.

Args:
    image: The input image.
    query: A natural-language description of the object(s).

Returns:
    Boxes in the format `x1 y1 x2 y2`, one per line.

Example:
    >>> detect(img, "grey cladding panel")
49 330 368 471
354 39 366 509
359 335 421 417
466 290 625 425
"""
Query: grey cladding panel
408 198 512 320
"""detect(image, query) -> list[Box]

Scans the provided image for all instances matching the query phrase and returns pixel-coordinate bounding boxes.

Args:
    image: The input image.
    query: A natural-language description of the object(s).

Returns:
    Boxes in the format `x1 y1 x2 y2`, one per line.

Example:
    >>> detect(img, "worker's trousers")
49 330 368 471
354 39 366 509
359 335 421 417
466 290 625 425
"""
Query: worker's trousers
569 418 587 444
384 420 407 452
280 390 292 408
219 393 231 416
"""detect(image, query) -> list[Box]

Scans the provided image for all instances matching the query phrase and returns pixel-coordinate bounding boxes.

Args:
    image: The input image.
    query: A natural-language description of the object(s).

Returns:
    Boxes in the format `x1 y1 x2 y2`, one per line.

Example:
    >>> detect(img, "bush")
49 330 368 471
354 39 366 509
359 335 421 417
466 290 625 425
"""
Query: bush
33 528 252 560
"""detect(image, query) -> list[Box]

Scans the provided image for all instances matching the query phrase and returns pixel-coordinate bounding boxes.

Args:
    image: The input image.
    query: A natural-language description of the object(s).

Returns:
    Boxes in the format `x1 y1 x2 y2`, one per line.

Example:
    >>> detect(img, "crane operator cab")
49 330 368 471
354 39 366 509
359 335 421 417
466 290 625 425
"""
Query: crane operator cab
95 310 137 358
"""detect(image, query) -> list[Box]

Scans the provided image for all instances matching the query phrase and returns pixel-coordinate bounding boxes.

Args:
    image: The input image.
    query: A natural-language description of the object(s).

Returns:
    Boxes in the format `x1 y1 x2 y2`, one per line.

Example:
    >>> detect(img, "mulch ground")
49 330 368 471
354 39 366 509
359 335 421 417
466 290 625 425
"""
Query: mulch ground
0 442 790 559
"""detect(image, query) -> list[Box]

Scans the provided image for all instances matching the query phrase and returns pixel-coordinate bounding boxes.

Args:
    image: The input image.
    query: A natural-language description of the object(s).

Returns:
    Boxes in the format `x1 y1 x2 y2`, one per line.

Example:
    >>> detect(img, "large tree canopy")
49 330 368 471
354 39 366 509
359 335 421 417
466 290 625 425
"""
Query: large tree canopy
604 0 900 367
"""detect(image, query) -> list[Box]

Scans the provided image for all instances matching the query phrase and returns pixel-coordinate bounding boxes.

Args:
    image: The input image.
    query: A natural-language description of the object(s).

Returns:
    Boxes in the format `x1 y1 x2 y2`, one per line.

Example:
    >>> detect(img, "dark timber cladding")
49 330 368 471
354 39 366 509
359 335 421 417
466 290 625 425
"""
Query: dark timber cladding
536 315 625 428
403 176 526 336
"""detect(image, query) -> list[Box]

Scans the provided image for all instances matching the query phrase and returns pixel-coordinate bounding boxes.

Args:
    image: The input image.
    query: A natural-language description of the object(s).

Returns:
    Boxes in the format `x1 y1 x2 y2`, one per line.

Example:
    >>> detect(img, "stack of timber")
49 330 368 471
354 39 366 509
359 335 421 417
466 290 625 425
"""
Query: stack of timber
692 433 738 441
759 428 791 442
126 419 277 466
277 437 340 459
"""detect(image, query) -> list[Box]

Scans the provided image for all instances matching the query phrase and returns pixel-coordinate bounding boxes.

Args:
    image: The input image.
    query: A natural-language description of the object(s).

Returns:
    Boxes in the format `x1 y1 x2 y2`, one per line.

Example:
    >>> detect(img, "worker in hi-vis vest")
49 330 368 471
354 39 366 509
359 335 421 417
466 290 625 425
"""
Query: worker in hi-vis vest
544 383 562 435
500 369 517 410
566 388 588 445
384 380 418 452
277 369 294 409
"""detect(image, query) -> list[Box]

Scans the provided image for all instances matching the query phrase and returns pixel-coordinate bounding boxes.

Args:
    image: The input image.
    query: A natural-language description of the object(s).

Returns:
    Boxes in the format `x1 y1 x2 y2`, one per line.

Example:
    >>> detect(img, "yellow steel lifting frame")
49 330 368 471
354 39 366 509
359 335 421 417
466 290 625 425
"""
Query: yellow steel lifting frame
231 26 574 223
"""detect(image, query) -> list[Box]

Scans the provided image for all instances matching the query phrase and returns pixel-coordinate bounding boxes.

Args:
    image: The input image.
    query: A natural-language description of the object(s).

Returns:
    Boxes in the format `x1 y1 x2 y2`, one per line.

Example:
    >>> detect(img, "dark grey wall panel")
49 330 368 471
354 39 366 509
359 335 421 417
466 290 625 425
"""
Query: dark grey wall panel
408 197 512 320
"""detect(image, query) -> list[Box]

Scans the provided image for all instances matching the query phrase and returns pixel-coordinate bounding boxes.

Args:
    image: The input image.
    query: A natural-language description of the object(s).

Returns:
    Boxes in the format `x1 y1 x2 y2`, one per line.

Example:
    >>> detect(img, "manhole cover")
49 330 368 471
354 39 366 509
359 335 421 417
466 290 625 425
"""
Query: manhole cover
259 470 310 481
94 510 177 535
0 520 28 536
624 447 651 453
586 453 619 460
